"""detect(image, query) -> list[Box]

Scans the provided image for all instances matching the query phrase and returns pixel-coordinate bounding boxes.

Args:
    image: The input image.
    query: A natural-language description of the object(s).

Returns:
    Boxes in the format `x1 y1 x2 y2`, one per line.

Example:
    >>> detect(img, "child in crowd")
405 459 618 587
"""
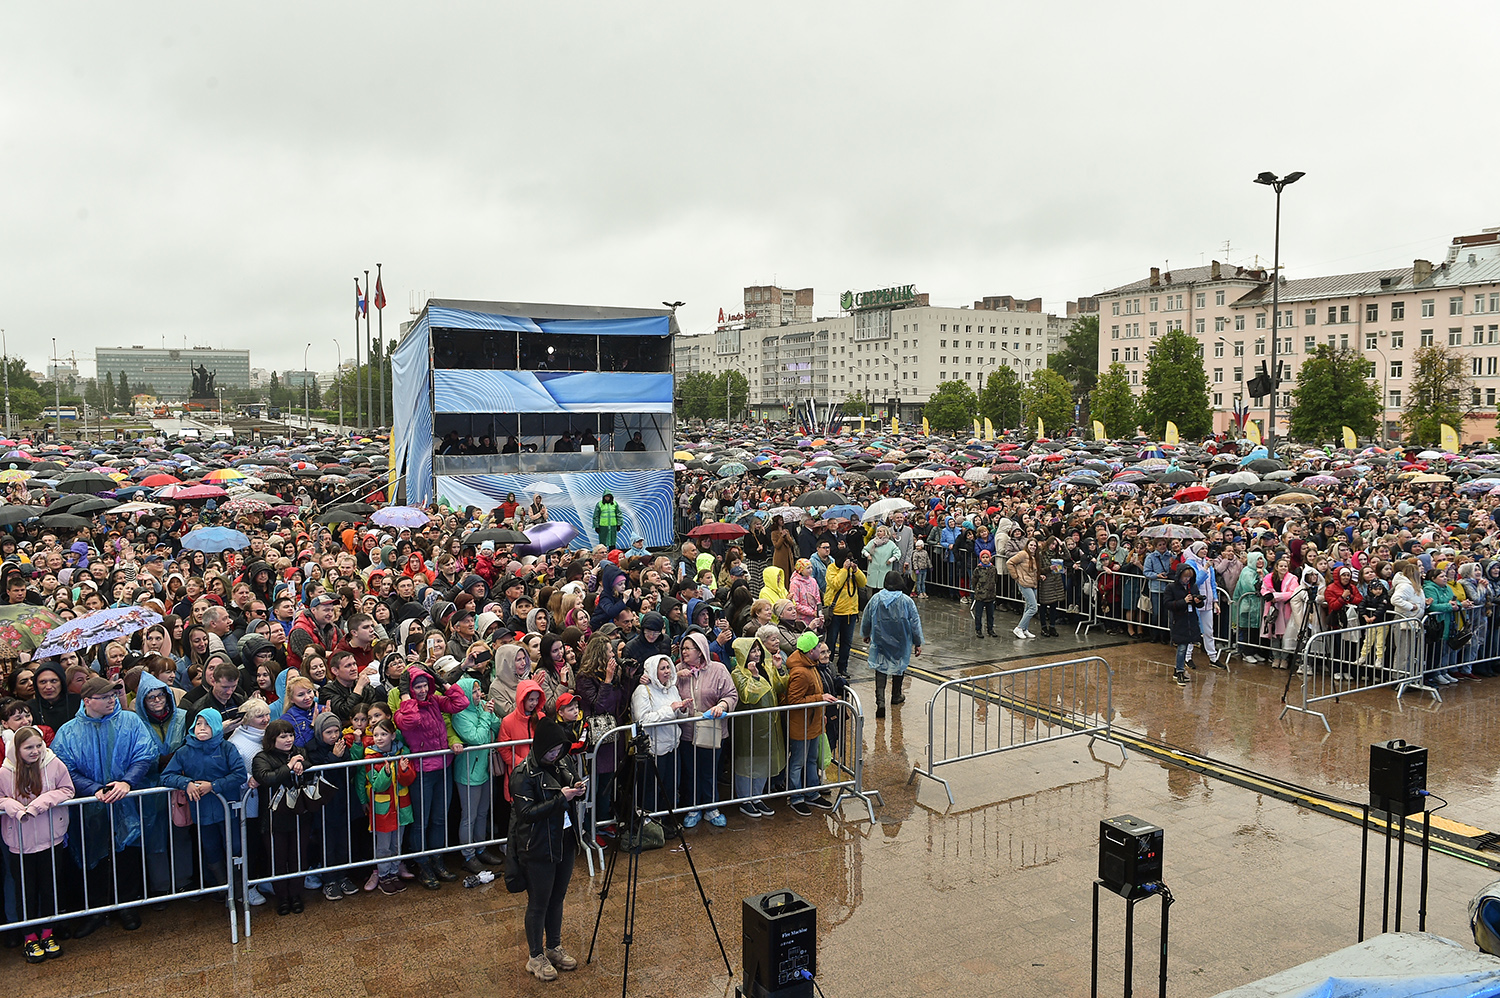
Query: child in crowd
0 726 74 962
357 719 416 895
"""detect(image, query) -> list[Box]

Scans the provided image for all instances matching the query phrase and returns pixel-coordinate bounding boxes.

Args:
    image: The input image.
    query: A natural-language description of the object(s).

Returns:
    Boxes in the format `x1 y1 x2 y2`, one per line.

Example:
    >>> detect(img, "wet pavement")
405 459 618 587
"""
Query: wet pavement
30 596 1500 998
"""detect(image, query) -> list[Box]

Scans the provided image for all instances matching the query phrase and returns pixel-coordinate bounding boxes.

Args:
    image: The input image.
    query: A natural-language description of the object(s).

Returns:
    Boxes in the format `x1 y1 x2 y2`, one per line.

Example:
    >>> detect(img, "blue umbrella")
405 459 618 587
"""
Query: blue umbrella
823 504 865 521
33 605 164 659
180 526 251 552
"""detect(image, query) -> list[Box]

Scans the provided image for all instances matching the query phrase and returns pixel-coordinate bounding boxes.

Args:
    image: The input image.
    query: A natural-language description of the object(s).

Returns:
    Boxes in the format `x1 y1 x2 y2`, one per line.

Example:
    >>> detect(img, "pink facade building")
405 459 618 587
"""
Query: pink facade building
1095 228 1500 443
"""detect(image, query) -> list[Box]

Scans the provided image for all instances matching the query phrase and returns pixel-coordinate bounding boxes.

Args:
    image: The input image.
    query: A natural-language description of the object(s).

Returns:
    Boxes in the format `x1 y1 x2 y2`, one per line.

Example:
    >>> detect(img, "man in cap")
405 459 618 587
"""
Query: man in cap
623 611 670 666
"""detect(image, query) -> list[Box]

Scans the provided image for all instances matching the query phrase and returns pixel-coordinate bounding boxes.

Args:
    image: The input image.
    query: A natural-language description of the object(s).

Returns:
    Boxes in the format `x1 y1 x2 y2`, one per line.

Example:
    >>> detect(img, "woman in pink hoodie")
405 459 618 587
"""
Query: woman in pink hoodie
675 631 738 829
789 560 824 633
0 726 75 961
393 666 468 888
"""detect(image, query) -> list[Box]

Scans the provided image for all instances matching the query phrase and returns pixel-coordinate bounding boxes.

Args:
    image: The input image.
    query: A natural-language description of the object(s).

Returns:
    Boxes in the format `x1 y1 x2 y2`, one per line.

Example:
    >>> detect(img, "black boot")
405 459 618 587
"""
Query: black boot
890 675 905 705
874 672 887 719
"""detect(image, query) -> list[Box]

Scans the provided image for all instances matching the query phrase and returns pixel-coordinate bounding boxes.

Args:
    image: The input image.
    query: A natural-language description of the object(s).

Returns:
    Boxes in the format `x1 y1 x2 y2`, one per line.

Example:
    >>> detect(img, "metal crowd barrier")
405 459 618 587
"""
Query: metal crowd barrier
1089 570 1232 651
581 692 880 867
908 656 1125 806
1283 617 1433 730
238 737 530 937
0 785 238 942
923 556 1095 635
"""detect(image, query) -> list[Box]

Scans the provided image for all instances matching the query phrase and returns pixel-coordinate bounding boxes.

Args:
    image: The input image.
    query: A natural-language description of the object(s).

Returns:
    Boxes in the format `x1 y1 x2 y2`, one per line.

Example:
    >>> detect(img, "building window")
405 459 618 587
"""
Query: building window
1215 290 1226 306
1389 389 1401 407
1421 300 1435 318
1254 338 1266 356
1366 303 1379 322
1149 321 1158 337
1450 328 1463 346
1327 306 1337 324
1305 335 1317 353
1387 301 1404 320
1256 313 1266 329
1233 366 1243 382
1111 302 1120 316
1191 292 1203 309
1149 297 1159 311
1489 388 1497 406
1194 318 1205 334
1390 360 1403 379
1214 342 1224 357
1492 325 1500 344
1421 329 1434 346
1339 333 1348 350
1215 316 1226 332
1110 326 1118 340
1450 297 1464 315
1235 315 1245 331
940 339 947 347
1213 368 1223 383
1391 330 1404 348
939 356 946 364
1212 392 1223 407
1490 357 1499 376
1366 333 1378 350
1477 326 1488 345
1110 349 1119 362
1234 341 1244 357
1474 357 1484 377
1305 308 1317 326
1280 337 1293 354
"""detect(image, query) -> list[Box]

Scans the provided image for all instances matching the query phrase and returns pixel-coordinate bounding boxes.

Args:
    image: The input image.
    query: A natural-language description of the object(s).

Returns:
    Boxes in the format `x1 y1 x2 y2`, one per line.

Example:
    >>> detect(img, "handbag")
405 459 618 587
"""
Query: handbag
1447 627 1474 651
170 789 194 828
584 713 616 751
1136 593 1153 613
1423 614 1445 642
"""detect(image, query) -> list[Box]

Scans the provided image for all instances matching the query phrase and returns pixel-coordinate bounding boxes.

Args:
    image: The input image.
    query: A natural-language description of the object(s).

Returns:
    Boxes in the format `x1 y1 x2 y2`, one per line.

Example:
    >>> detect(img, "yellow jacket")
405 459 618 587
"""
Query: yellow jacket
823 563 867 616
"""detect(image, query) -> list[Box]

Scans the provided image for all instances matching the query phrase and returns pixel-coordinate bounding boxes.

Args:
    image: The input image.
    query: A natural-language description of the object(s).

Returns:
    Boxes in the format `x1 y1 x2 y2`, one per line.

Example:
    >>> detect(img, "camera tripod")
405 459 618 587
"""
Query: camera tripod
586 733 732 998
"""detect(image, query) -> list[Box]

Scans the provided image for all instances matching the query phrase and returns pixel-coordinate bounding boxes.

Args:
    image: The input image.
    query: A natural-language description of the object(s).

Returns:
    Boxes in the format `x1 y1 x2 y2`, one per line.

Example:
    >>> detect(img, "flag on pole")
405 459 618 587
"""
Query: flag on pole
1093 420 1106 441
922 416 930 436
1164 421 1180 445
983 417 994 441
1341 426 1357 450
1441 423 1460 454
374 274 387 310
355 280 366 318
1246 420 1262 446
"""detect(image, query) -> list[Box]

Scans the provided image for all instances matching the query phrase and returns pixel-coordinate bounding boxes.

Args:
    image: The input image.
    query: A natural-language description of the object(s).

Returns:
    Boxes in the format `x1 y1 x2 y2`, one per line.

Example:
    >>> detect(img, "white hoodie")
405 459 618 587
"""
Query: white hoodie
631 653 688 757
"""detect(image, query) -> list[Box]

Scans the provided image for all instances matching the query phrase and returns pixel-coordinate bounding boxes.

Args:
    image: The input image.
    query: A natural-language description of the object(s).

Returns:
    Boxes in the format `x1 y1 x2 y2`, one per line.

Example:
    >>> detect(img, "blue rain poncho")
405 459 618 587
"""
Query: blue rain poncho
50 697 159 868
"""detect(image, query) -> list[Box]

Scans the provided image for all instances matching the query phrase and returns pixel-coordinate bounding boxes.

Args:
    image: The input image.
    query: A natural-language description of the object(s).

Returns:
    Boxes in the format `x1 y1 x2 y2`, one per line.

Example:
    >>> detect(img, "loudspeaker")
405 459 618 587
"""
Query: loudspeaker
1099 815 1163 900
1370 739 1426 816
742 890 816 998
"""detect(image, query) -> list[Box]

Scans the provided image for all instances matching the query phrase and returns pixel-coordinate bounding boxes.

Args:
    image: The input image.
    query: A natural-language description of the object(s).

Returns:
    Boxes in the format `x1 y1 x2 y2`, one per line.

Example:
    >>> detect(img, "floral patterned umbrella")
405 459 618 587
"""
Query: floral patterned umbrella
222 497 272 516
32 605 161 659
0 603 63 653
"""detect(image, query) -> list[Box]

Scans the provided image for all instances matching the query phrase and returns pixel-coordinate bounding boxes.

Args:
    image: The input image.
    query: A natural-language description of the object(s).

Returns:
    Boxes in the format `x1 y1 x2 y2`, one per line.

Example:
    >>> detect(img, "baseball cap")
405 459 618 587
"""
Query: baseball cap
309 594 338 608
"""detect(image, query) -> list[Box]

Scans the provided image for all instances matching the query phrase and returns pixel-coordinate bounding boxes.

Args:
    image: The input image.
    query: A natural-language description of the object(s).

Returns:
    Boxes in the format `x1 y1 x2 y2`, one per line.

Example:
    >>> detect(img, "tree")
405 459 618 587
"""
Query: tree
103 372 115 411
841 391 869 417
1287 345 1383 443
1090 362 1139 439
0 357 39 394
717 371 749 421
7 387 43 421
674 371 716 420
979 367 1022 430
117 373 131 408
1139 328 1212 439
82 378 101 410
1021 368 1075 436
923 380 979 433
1047 315 1099 397
1402 344 1472 445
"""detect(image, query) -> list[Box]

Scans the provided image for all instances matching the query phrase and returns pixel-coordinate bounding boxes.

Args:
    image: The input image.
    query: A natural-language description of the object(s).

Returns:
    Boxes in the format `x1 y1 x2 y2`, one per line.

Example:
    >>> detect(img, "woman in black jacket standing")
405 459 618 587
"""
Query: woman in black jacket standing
1165 565 1205 687
510 719 587 982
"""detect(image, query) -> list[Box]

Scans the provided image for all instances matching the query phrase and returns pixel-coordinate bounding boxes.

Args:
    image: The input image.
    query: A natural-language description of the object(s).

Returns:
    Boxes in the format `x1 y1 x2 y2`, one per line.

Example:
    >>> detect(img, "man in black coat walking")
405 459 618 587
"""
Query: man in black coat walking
1165 565 1205 686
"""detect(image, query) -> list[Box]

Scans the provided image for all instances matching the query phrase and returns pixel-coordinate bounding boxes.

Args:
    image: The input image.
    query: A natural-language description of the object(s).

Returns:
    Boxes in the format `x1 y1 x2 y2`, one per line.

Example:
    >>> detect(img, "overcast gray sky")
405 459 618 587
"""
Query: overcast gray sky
3 1 1498 376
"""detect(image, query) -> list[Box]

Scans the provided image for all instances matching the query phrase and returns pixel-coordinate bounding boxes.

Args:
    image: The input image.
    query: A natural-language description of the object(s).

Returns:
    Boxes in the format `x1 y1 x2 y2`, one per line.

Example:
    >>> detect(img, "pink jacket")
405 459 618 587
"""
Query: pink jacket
675 633 739 748
394 667 471 771
789 572 823 627
0 750 74 854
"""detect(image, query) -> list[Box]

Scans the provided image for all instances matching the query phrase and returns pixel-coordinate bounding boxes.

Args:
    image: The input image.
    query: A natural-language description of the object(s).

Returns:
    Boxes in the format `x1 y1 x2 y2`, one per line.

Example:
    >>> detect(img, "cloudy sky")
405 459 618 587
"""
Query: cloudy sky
3 2 1497 376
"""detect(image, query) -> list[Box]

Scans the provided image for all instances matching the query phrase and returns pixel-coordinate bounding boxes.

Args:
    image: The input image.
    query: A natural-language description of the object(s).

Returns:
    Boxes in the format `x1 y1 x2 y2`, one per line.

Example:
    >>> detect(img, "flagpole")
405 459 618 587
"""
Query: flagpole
376 263 385 429
353 277 362 433
364 268 372 433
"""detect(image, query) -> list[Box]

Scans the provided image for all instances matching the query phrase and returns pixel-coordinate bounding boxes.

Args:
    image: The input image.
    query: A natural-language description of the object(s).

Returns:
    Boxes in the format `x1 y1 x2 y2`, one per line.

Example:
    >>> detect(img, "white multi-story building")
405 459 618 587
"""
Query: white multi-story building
1096 228 1500 442
691 282 1076 420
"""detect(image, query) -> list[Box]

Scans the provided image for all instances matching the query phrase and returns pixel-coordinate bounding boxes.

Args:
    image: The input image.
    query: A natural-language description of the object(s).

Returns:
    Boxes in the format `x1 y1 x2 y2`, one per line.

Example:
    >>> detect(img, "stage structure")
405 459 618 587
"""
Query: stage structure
390 298 677 548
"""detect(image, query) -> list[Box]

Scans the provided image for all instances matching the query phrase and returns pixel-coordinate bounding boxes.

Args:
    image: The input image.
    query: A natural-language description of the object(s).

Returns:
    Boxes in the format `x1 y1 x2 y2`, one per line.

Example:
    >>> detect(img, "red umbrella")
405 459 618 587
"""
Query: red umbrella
688 522 748 540
155 484 228 500
930 475 966 488
140 473 182 487
1173 485 1209 502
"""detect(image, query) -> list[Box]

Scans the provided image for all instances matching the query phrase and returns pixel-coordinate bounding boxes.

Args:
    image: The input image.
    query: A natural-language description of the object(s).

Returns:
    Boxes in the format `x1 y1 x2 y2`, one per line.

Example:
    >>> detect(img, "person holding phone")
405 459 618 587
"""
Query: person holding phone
510 719 586 981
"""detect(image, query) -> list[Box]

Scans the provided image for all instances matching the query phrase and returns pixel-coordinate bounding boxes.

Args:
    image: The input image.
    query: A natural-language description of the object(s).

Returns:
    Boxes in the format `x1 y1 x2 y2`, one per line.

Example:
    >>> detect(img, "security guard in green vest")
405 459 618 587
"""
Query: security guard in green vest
594 492 622 550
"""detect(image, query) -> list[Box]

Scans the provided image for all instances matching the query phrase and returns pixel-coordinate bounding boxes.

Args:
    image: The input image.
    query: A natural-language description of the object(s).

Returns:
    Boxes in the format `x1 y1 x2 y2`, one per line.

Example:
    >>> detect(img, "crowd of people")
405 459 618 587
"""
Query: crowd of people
0 422 1487 980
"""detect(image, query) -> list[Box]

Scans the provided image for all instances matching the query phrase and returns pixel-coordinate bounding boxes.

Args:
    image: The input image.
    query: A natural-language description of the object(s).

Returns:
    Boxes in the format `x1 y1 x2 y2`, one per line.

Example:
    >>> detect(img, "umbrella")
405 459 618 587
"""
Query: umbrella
180 526 252 552
962 467 991 482
32 605 164 659
0 505 42 525
516 522 578 554
864 497 915 519
202 469 245 482
823 504 865 521
1140 523 1205 540
1246 459 1285 474
1303 475 1340 488
897 468 937 480
0 603 63 653
1102 481 1139 497
462 527 532 546
37 513 91 530
222 497 272 516
688 522 749 540
371 506 431 528
1250 504 1303 519
1244 481 1288 496
110 500 174 515
65 497 119 516
1409 472 1453 484
55 473 118 495
1155 501 1222 517
139 473 182 487
1172 485 1210 502
792 490 845 508
156 484 228 500
930 475 966 488
0 469 32 484
326 502 376 515
1158 469 1197 484
1276 492 1318 505
715 462 747 478
764 506 806 522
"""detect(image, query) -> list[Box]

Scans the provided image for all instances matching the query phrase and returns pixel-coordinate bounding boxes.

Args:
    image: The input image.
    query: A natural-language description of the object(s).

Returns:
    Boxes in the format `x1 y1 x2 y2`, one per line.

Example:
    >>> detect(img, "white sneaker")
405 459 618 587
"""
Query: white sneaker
1013 626 1027 639
245 886 267 907
1023 631 1039 640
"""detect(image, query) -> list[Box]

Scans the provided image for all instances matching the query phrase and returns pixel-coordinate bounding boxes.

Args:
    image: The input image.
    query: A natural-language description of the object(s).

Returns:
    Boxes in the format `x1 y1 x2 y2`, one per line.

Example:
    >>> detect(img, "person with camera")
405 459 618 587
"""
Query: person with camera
1165 565 1205 687
822 554 866 680
510 719 586 982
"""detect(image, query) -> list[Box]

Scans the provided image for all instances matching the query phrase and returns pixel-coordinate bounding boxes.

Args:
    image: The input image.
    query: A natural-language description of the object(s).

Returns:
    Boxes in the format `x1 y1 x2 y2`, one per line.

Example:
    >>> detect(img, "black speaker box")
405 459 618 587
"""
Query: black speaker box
742 890 816 998
1099 814 1163 900
1370 739 1426 816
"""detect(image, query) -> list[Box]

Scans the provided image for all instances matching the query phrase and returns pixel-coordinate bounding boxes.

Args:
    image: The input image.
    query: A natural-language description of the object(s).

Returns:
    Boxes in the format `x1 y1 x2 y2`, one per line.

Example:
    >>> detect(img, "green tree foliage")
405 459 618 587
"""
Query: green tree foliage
1287 345 1383 443
1401 344 1472 445
1139 328 1212 439
675 371 748 421
1089 362 1139 439
82 378 101 409
0 358 39 394
103 372 115 411
1047 315 1100 397
721 371 748 420
923 380 980 433
8 387 44 420
1021 368 1075 436
116 373 131 408
979 367 1022 430
841 391 869 417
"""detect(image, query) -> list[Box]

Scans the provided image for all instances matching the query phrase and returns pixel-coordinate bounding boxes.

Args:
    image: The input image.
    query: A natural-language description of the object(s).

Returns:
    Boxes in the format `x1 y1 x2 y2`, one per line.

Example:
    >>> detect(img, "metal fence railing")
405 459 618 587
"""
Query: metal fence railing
581 692 879 867
1284 617 1432 730
0 785 239 943
909 656 1124 806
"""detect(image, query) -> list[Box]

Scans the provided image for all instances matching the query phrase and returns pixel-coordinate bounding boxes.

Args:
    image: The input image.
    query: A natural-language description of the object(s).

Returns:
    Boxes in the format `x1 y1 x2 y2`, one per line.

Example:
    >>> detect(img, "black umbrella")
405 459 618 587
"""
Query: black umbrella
1000 472 1038 485
326 502 376 515
67 498 120 516
463 528 530 545
29 461 64 474
315 510 367 525
792 490 845 507
1244 480 1288 495
1247 459 1285 474
1158 469 1197 484
45 494 94 511
0 505 42 525
56 474 119 494
38 513 91 529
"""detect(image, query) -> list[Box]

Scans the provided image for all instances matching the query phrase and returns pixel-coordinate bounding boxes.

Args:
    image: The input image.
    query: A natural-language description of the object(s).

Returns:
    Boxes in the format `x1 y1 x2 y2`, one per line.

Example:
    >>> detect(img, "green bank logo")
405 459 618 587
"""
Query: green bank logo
843 285 917 311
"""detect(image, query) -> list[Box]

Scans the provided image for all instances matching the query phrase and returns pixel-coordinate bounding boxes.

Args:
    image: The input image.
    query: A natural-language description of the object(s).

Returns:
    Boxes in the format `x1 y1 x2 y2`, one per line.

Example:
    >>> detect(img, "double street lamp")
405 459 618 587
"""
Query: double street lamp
1253 170 1305 457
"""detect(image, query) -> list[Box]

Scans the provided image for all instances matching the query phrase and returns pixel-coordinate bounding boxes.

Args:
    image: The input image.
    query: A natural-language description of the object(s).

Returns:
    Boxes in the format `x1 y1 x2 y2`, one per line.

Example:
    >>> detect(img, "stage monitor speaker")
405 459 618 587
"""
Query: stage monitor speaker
1370 739 1426 816
1099 814 1163 900
742 890 815 998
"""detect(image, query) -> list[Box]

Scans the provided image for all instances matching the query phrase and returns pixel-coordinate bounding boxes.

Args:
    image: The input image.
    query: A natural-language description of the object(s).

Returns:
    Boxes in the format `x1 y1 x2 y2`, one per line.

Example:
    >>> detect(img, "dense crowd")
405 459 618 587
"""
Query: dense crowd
0 423 1488 979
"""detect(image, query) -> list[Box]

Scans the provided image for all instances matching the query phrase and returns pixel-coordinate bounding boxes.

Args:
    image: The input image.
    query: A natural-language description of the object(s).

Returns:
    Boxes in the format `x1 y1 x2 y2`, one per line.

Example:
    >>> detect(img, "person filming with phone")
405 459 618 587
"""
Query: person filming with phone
510 719 586 981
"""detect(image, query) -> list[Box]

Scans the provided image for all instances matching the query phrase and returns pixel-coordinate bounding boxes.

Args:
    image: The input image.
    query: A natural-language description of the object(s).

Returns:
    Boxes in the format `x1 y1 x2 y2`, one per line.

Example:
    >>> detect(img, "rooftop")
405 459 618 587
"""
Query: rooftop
1098 261 1268 297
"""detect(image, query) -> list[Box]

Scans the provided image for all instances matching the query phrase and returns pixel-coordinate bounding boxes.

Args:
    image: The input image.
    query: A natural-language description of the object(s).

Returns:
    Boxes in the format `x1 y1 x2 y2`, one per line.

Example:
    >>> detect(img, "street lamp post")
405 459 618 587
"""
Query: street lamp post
1369 341 1389 448
51 338 60 443
333 339 343 432
303 343 311 436
1253 170 1305 458
1 329 10 436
